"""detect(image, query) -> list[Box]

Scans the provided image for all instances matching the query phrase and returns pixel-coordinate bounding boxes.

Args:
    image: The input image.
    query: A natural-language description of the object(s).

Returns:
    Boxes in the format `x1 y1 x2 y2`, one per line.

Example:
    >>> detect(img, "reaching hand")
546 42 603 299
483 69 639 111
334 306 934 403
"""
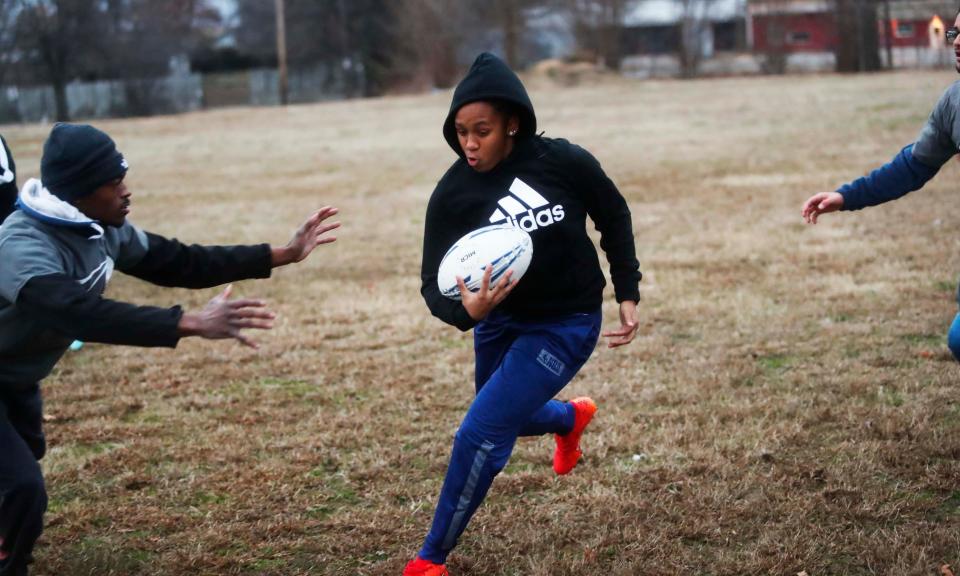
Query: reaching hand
801 192 844 224
273 206 340 266
602 300 638 348
178 284 276 348
459 265 517 321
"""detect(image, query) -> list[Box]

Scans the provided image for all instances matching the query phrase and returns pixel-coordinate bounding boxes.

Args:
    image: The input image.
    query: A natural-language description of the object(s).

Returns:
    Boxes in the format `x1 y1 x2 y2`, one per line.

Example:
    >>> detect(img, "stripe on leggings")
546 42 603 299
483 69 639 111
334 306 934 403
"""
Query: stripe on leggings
442 440 495 550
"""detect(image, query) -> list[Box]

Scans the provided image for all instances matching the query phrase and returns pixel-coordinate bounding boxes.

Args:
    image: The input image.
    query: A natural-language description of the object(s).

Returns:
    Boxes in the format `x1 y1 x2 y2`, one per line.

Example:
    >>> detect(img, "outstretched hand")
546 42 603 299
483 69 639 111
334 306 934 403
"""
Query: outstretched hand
178 284 276 348
459 265 517 321
801 192 843 224
602 300 638 348
272 206 340 266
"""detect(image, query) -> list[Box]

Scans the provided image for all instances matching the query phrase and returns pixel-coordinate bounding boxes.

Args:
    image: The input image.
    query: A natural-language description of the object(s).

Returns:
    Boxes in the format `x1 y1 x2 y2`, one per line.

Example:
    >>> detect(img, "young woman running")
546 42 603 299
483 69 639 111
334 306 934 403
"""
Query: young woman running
406 52 642 576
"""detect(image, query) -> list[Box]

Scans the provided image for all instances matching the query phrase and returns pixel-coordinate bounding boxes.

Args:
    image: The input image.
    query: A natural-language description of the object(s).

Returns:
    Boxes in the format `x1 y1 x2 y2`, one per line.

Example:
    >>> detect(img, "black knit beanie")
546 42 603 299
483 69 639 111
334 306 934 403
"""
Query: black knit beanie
41 123 128 201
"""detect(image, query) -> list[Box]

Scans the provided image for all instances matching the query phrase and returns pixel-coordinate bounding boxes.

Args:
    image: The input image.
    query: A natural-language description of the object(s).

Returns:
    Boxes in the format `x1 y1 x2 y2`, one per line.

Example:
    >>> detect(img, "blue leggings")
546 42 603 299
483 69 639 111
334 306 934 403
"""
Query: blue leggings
948 313 960 361
418 309 601 564
0 385 47 576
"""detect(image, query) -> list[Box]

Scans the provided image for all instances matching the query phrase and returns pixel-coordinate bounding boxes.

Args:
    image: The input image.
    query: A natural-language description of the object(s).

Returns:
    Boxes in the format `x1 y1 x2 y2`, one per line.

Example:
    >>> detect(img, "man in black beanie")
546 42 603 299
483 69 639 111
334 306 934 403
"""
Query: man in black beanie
0 123 341 576
0 134 16 223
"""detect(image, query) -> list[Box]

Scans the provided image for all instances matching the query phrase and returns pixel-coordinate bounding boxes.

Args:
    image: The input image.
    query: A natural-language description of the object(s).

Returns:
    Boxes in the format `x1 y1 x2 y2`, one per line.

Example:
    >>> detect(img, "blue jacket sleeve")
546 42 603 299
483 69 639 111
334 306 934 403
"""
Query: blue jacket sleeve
838 145 940 211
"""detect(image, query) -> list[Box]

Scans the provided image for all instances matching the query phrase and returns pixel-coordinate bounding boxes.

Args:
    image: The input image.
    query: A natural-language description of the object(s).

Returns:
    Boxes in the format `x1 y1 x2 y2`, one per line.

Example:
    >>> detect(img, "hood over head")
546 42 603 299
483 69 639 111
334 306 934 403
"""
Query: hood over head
443 52 537 158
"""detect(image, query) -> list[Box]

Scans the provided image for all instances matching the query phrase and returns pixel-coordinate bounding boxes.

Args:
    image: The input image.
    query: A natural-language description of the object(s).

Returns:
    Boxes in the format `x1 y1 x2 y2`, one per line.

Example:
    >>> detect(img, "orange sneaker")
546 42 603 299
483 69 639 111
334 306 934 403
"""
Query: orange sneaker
553 397 598 475
403 556 448 576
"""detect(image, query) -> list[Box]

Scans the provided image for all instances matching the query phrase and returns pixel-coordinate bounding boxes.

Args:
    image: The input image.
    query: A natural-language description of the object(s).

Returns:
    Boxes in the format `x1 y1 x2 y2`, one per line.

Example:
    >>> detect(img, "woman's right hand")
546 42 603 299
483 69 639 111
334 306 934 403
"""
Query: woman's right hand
459 265 517 321
801 192 844 224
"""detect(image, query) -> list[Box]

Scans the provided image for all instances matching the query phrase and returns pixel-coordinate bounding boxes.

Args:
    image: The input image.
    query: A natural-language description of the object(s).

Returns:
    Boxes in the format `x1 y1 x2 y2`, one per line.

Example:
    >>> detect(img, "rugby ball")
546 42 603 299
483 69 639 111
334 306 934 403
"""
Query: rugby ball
438 224 533 300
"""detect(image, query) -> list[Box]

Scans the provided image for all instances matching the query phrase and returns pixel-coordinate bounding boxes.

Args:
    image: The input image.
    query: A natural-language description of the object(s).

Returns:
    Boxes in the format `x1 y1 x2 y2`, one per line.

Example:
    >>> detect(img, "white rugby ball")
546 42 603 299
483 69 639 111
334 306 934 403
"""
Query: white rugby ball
438 224 533 300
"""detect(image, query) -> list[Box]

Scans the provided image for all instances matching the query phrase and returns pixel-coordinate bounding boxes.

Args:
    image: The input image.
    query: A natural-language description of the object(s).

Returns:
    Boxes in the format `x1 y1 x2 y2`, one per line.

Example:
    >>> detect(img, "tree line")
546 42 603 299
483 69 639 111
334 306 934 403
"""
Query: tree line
0 0 644 121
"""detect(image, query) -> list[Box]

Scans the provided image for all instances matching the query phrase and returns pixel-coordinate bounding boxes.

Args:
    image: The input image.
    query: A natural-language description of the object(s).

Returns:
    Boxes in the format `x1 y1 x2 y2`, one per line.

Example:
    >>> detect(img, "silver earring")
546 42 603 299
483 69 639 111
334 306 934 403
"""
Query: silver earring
509 130 517 136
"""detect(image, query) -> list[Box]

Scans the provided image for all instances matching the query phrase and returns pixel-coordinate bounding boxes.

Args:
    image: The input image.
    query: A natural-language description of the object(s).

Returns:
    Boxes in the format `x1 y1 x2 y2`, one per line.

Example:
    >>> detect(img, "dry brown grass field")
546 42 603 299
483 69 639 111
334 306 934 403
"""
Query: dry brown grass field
3 70 960 576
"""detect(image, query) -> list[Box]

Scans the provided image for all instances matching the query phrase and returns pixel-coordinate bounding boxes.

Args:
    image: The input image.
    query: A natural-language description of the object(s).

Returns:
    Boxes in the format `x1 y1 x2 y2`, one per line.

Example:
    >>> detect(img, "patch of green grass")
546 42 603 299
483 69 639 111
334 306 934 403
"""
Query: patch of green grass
671 332 699 341
877 385 905 407
899 333 942 346
757 354 793 372
440 336 471 349
934 280 956 292
60 536 151 575
259 377 317 397
249 556 284 571
942 491 960 516
190 490 229 507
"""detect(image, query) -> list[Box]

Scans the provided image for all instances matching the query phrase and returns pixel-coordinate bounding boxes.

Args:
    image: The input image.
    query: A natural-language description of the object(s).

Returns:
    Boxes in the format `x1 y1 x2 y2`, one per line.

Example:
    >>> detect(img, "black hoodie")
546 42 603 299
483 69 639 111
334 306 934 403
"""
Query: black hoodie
0 134 17 223
420 53 641 331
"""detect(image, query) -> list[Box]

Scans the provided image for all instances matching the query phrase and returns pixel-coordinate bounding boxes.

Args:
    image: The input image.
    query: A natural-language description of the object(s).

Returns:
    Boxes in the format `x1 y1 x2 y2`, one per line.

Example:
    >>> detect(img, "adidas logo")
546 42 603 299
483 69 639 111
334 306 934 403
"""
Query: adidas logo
488 177 565 232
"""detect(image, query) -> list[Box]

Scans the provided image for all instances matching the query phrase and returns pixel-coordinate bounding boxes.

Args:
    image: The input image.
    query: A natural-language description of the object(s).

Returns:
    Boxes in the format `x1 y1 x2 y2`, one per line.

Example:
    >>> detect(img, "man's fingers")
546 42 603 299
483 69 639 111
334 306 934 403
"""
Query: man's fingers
305 207 339 229
229 318 274 330
457 276 469 297
228 298 268 309
220 284 233 300
233 331 259 349
232 307 276 320
316 206 339 219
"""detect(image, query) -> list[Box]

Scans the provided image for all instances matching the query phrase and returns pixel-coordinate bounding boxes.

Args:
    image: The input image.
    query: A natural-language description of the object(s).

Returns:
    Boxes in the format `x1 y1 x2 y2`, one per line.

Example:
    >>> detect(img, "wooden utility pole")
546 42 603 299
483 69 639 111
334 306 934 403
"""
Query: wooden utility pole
275 0 288 105
882 0 893 69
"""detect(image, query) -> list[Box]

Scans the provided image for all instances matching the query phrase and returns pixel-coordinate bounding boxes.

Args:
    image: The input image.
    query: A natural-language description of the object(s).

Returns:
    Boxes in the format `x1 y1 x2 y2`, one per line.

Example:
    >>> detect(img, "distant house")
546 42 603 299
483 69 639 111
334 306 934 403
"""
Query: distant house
747 0 954 70
879 0 955 67
621 0 747 58
748 0 836 54
619 0 753 77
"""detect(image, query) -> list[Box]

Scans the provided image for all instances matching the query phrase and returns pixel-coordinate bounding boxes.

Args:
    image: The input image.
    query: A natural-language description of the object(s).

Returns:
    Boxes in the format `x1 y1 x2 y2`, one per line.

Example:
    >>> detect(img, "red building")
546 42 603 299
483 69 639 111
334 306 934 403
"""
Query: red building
749 1 838 53
748 0 955 69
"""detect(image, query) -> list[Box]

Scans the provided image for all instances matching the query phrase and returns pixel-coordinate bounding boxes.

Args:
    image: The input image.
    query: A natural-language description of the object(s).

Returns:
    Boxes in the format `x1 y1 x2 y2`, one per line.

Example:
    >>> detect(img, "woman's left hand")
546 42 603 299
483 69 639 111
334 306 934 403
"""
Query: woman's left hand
602 300 638 348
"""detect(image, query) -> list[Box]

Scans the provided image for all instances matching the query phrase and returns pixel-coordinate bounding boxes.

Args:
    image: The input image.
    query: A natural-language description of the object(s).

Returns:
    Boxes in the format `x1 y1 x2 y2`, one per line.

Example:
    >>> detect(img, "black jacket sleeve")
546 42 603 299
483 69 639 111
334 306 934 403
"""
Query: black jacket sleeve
419 188 478 332
123 232 272 289
572 145 641 303
18 274 183 347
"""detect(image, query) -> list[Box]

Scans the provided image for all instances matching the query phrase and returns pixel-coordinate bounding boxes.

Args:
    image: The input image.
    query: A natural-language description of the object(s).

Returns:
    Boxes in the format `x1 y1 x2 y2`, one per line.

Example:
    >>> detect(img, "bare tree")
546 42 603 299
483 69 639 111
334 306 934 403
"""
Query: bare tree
13 0 104 121
678 0 718 78
568 0 635 70
833 0 880 72
11 0 217 119
493 0 529 68
393 0 469 89
0 0 18 86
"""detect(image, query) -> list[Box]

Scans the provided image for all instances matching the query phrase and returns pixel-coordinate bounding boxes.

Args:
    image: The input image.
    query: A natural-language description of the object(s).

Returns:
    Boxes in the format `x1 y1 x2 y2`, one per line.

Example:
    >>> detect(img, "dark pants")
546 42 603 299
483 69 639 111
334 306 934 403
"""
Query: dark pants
0 385 47 576
419 309 602 563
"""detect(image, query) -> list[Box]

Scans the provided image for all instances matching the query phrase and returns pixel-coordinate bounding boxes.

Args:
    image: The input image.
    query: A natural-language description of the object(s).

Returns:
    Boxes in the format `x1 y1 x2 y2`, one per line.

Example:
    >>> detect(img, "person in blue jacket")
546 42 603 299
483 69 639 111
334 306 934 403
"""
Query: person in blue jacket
0 123 340 576
802 18 960 360
404 53 642 576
